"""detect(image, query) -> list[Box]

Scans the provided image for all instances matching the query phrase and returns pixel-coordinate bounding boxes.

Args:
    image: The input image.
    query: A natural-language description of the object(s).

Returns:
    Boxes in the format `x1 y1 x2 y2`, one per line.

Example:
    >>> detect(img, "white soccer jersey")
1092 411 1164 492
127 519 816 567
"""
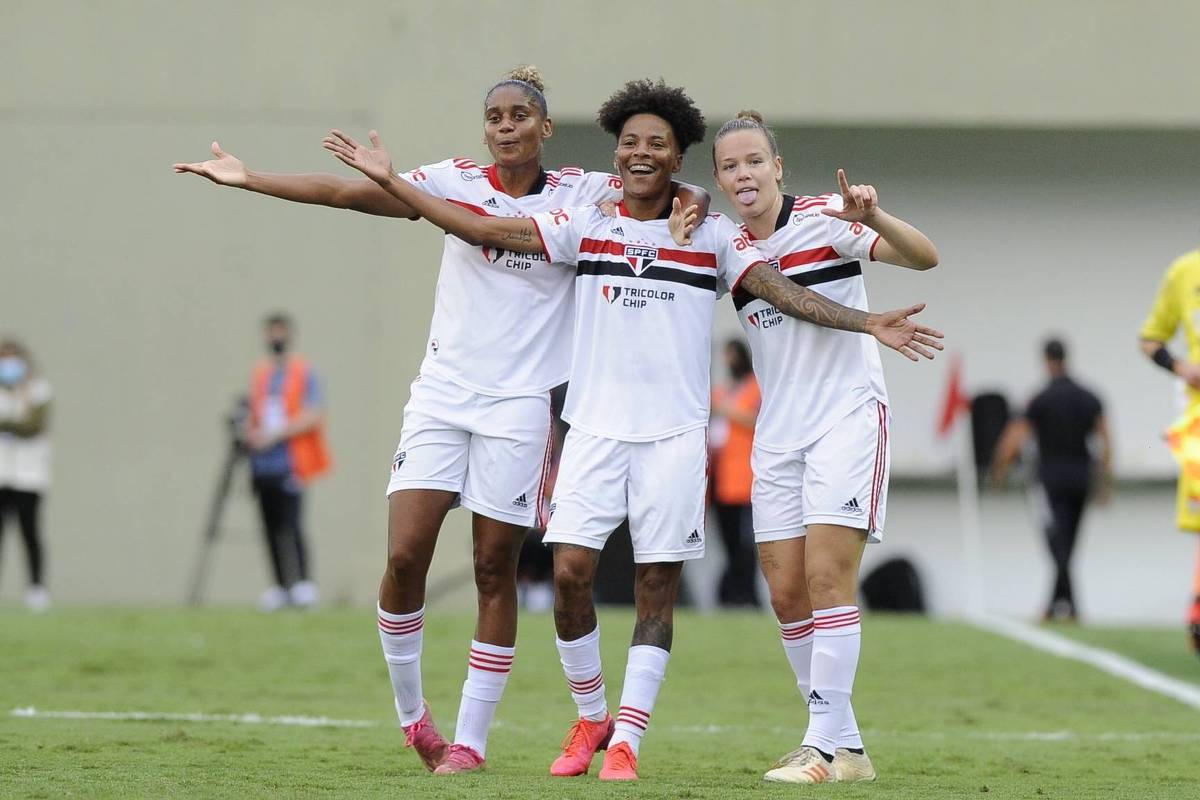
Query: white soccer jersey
736 193 888 451
398 158 623 396
533 204 765 442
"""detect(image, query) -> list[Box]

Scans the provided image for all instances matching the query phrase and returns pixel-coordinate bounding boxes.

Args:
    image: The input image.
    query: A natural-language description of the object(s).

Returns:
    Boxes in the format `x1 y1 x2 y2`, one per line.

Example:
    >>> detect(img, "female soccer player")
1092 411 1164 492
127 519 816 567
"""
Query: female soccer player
325 80 942 781
175 67 706 775
710 111 940 784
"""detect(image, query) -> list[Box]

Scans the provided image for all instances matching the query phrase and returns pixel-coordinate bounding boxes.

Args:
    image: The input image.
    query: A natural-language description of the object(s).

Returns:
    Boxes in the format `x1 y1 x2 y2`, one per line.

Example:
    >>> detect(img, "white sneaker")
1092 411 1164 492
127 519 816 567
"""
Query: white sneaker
288 580 318 608
24 585 51 613
832 748 876 782
258 585 289 612
764 745 834 784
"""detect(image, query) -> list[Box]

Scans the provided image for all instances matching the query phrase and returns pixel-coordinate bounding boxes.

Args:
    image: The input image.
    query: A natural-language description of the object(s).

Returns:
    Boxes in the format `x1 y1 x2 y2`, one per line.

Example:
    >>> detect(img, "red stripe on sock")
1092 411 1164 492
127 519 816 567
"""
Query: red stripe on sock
568 673 604 693
618 705 650 722
468 648 514 665
378 617 423 635
468 662 512 674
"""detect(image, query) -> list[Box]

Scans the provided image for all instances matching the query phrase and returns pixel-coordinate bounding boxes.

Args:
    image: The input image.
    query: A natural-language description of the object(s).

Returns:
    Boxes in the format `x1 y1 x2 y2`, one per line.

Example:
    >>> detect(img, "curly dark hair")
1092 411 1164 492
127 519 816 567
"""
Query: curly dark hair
596 79 706 153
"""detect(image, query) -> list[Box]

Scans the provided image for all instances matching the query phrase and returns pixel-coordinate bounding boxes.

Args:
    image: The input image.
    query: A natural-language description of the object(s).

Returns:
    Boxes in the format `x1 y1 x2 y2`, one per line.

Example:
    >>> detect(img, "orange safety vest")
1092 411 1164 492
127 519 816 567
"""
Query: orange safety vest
249 356 331 484
712 376 760 505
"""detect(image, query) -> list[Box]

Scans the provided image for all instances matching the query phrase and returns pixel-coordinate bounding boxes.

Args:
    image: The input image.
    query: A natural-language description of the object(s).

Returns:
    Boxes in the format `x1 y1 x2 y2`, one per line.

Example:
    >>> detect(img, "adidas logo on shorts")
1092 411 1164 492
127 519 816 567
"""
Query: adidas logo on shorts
808 690 829 708
685 529 702 545
841 497 864 514
483 197 500 208
511 493 530 509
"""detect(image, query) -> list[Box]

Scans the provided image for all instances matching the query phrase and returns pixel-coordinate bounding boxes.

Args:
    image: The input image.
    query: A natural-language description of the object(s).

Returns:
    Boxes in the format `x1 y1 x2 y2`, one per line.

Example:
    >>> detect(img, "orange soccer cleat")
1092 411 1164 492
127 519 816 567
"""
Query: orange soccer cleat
549 714 615 777
402 701 450 771
598 741 639 781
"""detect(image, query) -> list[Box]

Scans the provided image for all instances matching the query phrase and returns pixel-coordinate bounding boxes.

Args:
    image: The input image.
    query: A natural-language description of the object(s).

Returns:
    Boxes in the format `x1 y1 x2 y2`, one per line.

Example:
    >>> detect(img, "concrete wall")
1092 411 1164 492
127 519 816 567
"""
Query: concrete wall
2 1 1198 608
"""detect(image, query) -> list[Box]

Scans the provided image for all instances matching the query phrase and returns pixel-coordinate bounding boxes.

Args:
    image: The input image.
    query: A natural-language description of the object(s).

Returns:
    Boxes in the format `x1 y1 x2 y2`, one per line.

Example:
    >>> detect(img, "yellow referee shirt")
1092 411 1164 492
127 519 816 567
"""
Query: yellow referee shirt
1143 248 1200 530
1142 248 1200 408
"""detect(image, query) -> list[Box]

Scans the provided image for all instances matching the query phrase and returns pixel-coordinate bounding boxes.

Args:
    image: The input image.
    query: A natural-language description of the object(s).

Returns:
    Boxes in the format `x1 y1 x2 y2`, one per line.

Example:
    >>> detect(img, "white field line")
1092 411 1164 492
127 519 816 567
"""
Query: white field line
9 708 375 728
12 708 1197 743
972 614 1200 711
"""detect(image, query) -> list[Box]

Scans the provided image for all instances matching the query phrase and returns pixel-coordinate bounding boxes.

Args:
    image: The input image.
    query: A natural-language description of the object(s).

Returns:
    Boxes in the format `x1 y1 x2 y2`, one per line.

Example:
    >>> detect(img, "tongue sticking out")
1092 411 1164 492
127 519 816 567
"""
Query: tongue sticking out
736 188 758 206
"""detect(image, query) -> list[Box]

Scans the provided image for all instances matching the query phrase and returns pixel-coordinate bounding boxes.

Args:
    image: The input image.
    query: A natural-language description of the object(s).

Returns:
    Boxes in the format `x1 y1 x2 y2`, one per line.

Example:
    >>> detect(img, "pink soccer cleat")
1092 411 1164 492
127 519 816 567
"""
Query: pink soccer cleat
433 744 486 775
402 702 449 771
550 714 615 776
598 741 639 781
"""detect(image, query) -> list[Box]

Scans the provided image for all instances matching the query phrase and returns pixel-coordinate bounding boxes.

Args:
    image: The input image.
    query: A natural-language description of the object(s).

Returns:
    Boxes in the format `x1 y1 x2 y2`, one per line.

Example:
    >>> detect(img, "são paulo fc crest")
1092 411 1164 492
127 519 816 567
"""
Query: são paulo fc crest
624 245 658 275
769 258 781 271
602 285 623 304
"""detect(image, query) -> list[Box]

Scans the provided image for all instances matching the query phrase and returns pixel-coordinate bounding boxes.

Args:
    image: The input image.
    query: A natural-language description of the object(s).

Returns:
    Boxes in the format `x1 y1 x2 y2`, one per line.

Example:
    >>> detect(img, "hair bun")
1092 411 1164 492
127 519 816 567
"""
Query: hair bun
507 65 545 93
735 109 764 125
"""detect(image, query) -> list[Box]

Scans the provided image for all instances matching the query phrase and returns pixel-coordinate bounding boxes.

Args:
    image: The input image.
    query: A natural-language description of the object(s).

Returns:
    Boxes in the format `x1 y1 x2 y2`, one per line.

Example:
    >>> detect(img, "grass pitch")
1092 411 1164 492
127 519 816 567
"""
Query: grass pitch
2 608 1199 799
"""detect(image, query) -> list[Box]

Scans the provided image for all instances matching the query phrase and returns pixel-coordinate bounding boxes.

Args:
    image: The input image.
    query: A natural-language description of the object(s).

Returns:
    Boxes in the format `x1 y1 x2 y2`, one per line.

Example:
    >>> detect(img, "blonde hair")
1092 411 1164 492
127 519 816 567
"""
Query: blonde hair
712 109 780 163
486 64 548 116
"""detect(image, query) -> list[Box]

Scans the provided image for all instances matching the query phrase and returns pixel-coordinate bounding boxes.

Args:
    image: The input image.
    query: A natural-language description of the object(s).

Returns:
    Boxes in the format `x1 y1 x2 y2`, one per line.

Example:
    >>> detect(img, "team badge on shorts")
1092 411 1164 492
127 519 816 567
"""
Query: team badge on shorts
392 450 406 473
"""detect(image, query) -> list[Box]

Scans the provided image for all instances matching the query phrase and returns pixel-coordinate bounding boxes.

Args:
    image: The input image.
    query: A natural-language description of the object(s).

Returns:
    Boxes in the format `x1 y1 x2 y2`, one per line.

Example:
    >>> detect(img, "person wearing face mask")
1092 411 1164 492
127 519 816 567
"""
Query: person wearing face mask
245 313 330 612
0 338 52 612
709 338 761 607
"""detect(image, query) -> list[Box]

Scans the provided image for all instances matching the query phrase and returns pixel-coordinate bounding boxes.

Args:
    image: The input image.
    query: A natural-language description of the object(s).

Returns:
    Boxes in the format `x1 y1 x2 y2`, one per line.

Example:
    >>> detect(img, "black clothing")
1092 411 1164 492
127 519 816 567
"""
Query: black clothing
252 474 309 588
1024 374 1103 616
1025 375 1103 492
713 501 759 607
0 488 43 585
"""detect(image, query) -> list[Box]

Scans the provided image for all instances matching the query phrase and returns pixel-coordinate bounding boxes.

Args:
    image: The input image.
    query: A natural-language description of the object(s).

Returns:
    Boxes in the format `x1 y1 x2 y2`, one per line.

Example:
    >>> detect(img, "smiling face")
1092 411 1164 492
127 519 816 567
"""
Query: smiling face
483 85 552 169
613 113 682 201
713 128 783 223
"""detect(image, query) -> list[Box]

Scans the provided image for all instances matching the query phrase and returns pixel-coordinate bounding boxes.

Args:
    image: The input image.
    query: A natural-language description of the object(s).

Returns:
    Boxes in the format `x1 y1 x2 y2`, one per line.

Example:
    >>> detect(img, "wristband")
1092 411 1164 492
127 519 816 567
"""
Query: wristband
1151 345 1177 373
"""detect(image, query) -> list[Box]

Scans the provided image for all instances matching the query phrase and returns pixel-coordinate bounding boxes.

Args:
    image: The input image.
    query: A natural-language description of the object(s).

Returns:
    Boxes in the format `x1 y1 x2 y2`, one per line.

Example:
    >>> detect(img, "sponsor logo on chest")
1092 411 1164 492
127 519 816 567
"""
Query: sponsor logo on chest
601 284 675 309
747 306 785 330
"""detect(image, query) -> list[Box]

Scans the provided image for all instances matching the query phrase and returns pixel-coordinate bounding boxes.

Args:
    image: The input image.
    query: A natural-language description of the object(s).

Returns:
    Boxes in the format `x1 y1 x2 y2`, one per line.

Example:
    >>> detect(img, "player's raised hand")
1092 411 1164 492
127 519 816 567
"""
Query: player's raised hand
323 129 394 184
864 303 945 362
822 168 879 224
597 199 620 218
669 197 699 246
172 141 248 187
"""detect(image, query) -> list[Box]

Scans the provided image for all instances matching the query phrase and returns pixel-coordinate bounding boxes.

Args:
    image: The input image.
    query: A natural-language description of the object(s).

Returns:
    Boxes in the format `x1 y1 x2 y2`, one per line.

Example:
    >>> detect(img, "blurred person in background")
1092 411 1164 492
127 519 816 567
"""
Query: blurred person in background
246 313 331 611
993 338 1111 622
1139 246 1200 653
0 338 52 611
709 338 761 607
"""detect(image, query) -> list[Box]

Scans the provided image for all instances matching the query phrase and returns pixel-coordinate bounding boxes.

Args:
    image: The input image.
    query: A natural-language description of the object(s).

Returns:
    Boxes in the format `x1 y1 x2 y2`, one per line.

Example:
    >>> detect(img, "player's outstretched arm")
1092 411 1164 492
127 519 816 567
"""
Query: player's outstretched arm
738 263 944 361
823 168 938 270
324 129 546 255
173 141 417 218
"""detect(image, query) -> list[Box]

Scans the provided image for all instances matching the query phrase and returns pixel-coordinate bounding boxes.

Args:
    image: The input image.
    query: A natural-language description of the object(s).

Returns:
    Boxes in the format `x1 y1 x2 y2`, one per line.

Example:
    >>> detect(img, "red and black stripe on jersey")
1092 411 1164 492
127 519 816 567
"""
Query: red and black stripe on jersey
575 237 718 292
731 193 859 311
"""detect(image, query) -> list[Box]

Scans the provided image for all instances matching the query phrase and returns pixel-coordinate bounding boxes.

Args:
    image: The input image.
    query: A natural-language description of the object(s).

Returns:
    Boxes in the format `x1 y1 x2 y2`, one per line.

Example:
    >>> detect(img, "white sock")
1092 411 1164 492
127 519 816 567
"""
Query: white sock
557 626 608 721
378 605 425 727
780 618 864 750
802 606 862 756
609 645 670 756
452 640 514 758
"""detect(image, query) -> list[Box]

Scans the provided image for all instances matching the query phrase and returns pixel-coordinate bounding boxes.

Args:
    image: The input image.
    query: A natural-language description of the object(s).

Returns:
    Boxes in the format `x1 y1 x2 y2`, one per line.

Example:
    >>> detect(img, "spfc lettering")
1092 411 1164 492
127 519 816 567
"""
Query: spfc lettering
624 245 658 274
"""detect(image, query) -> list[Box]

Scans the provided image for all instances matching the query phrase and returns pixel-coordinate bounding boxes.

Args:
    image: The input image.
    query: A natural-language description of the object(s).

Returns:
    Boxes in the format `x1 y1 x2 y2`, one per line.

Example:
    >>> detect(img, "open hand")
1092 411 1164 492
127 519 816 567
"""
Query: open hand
669 197 699 246
173 141 247 187
322 129 394 184
822 168 878 224
865 303 944 361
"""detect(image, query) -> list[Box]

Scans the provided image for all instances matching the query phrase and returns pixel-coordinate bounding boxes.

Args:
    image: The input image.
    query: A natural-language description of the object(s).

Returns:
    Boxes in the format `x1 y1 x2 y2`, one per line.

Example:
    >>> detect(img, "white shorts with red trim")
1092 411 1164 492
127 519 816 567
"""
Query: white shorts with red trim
543 427 707 563
751 399 889 544
386 372 553 527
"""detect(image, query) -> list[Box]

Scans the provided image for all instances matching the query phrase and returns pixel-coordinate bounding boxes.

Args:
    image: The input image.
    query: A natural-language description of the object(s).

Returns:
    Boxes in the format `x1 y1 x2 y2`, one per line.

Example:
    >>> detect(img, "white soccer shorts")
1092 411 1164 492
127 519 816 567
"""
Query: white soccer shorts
543 426 707 563
752 399 890 544
385 372 553 527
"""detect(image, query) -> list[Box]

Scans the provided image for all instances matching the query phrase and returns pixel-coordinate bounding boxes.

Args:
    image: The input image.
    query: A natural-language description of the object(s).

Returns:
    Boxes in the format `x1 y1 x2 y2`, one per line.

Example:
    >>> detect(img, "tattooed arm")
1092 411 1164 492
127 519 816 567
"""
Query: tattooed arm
738 263 944 361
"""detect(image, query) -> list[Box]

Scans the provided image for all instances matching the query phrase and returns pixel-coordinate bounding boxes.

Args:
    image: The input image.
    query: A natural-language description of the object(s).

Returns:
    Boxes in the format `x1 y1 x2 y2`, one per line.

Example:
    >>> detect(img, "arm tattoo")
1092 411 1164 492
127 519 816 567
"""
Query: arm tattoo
631 613 673 651
501 226 534 243
739 263 869 333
